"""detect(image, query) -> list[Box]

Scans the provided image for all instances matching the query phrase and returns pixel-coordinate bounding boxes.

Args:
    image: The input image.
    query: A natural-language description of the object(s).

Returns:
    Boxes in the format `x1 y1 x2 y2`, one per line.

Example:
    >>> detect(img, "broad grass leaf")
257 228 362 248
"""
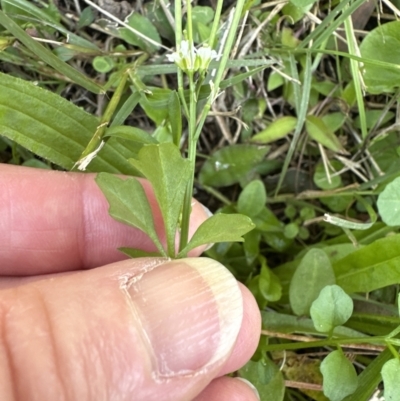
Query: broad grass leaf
104 126 158 144
289 249 336 316
96 173 165 255
129 143 190 257
360 21 400 93
310 285 354 333
199 144 269 187
237 179 267 217
0 72 136 174
334 234 400 293
178 213 255 257
119 13 161 53
306 115 347 153
321 350 358 401
377 176 400 226
251 116 297 144
381 358 400 401
239 359 285 401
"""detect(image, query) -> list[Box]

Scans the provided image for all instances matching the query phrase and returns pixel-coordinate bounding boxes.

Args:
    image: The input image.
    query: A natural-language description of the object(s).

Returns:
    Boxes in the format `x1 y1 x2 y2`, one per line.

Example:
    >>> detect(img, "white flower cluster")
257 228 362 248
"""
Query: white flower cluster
166 40 217 73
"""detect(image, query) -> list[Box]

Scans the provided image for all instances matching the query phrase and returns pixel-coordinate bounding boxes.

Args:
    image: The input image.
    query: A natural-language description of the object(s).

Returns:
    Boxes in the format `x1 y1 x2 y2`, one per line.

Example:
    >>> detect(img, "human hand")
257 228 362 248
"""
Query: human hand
0 165 261 401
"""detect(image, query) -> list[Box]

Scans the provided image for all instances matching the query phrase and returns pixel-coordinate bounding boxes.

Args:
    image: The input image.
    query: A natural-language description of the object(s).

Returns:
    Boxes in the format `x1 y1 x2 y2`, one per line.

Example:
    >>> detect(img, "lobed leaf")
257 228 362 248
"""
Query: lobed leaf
95 173 166 256
178 213 255 257
130 143 191 257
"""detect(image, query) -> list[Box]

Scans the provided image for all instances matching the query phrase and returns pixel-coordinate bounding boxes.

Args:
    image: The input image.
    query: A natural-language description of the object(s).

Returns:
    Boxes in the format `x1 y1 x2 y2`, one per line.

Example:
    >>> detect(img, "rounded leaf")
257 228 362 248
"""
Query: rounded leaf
237 179 267 217
377 176 400 226
310 285 354 333
382 358 400 400
289 249 336 316
199 144 269 187
360 21 400 93
321 350 358 401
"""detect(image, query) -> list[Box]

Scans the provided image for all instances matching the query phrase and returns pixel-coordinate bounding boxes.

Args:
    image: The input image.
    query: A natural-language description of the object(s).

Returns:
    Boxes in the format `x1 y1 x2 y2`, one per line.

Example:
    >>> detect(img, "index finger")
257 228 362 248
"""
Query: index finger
0 164 209 275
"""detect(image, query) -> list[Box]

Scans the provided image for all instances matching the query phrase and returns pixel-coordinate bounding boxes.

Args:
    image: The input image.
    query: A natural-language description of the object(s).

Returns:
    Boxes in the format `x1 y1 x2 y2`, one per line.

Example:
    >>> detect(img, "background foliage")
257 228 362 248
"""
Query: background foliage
2 0 400 400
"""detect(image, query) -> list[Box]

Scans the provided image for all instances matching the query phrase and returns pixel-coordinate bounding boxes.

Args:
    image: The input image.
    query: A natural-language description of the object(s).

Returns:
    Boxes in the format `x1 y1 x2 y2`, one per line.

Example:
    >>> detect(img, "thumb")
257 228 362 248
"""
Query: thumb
0 257 243 401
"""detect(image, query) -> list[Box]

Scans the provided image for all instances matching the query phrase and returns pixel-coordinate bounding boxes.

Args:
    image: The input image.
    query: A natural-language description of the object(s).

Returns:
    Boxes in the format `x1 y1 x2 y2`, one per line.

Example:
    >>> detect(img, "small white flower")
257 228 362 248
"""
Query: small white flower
166 40 197 72
196 45 218 71
167 40 217 73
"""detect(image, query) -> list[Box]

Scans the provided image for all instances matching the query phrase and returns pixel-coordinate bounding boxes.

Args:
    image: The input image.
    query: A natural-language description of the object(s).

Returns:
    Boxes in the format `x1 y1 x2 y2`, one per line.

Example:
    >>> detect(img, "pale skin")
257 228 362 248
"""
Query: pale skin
0 164 261 401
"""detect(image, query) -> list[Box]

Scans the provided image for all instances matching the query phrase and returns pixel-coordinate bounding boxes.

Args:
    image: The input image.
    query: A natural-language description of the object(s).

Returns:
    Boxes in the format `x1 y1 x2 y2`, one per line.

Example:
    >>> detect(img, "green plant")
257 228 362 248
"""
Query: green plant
4 0 400 400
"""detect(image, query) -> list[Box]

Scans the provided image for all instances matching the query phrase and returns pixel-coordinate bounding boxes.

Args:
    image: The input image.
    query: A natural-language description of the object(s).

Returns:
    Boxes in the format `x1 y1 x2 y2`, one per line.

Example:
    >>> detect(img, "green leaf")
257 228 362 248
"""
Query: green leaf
382 358 400 401
259 264 282 302
119 248 163 258
0 10 102 94
377 176 400 226
0 72 136 174
360 21 400 93
239 359 285 401
178 213 255 257
289 0 317 11
92 56 115 73
199 144 269 187
343 349 392 401
237 179 267 217
104 126 158 144
306 115 347 154
167 91 182 147
321 350 358 401
119 13 161 53
334 234 400 293
95 173 166 256
251 116 297 144
289 249 336 316
129 143 191 257
310 285 354 333
313 160 343 190
139 88 171 125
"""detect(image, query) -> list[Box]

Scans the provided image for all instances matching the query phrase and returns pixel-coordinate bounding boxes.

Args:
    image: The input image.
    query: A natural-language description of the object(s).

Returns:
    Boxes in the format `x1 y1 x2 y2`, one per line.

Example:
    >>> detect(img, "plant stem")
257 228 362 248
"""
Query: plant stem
179 73 197 252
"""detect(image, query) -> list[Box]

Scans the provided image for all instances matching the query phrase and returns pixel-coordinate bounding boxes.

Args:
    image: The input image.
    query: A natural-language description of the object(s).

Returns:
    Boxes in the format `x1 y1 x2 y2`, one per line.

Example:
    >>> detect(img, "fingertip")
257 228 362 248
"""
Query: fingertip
218 283 261 376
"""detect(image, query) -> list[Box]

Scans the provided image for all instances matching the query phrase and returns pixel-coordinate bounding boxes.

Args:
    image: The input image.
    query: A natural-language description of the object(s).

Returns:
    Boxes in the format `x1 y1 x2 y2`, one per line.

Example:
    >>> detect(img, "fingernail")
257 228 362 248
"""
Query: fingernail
236 378 261 400
125 257 243 378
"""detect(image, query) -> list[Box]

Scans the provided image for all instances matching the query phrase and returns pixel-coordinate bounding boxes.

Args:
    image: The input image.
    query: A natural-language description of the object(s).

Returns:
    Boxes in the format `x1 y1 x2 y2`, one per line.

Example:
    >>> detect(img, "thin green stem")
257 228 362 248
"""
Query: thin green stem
179 73 197 252
208 0 224 48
